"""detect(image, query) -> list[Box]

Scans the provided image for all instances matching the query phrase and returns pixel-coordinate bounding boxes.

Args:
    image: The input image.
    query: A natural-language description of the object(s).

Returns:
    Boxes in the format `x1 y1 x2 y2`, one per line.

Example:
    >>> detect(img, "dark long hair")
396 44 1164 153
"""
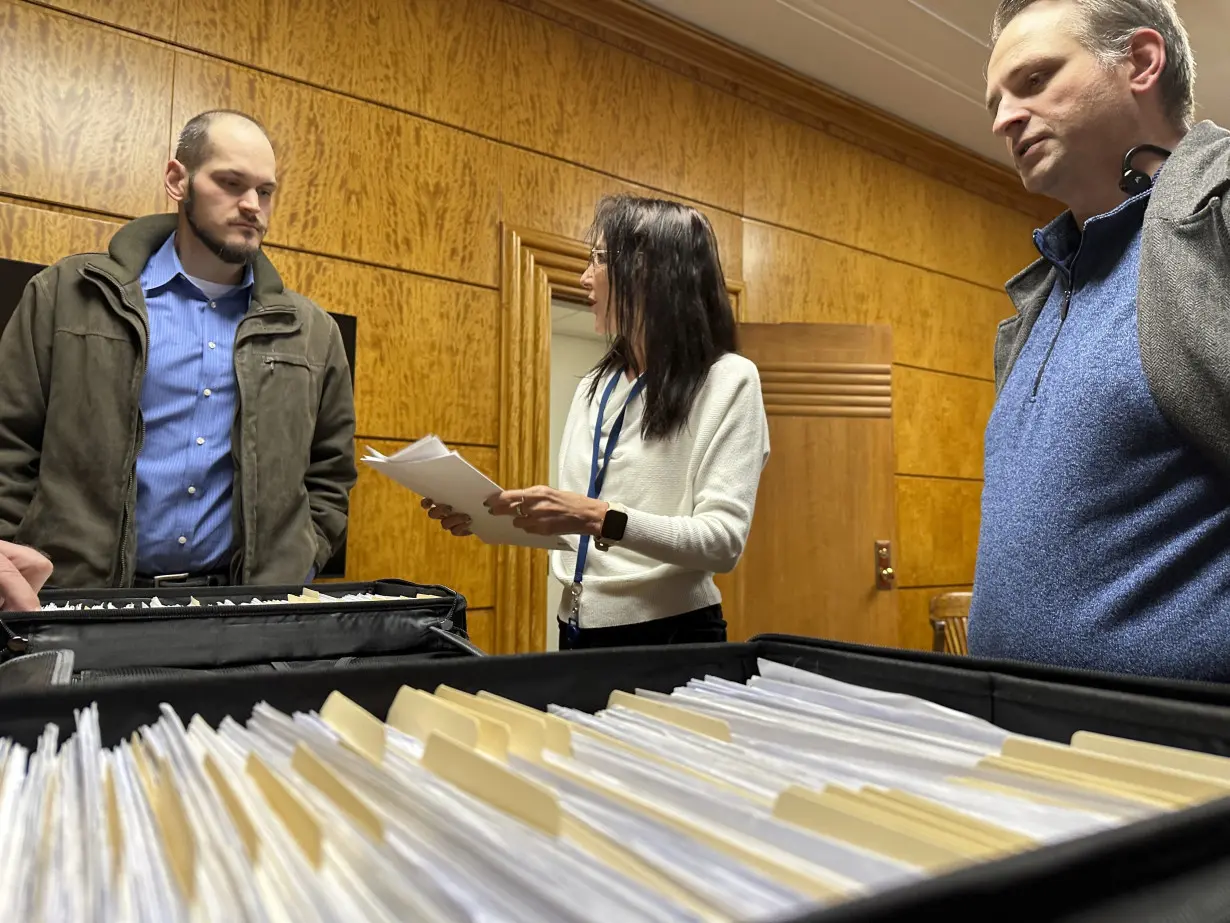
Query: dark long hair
585 195 738 440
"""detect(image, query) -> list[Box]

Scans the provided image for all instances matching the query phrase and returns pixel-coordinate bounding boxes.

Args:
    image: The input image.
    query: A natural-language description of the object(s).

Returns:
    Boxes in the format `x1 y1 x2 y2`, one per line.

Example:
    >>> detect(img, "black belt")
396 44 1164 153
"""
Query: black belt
133 569 232 589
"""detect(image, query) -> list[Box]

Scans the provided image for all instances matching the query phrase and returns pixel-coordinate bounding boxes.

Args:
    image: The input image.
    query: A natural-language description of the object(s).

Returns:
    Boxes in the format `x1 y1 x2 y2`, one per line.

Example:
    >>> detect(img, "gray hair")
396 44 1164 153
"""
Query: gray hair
991 0 1196 130
174 109 269 173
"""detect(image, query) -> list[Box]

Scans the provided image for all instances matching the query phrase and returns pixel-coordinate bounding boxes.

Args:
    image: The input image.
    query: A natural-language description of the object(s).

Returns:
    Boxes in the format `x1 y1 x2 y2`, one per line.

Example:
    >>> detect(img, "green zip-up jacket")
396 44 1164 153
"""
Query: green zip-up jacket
0 214 357 588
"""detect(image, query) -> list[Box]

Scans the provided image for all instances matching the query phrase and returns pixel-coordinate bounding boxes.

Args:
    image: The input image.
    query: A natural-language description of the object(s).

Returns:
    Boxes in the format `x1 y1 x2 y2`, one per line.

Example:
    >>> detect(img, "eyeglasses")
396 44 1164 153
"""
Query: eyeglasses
587 248 610 267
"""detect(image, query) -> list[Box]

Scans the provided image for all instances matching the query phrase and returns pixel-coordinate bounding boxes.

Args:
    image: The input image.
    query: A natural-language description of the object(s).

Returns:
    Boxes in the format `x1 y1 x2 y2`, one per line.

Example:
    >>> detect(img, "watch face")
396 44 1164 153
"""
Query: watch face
602 508 629 541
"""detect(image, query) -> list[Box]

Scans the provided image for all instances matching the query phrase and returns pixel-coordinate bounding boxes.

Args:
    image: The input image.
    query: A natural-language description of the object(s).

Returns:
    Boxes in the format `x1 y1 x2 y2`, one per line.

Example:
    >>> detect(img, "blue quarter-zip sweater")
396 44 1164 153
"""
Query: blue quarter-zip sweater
969 187 1230 681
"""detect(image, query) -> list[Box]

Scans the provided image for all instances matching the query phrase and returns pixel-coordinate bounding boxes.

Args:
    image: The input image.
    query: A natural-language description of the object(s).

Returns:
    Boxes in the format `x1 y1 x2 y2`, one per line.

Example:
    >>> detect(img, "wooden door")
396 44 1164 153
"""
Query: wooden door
718 322 899 646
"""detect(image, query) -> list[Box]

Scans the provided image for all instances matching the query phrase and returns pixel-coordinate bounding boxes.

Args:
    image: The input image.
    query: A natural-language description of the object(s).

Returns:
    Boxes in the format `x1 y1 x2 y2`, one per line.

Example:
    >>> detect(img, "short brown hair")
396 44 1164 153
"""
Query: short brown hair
174 109 269 173
991 0 1196 130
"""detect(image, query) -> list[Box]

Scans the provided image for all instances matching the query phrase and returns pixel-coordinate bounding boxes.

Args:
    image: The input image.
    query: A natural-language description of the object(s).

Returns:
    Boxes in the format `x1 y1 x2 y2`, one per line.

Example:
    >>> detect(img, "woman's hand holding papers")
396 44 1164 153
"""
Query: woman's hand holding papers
422 487 607 539
420 497 473 536
486 486 607 536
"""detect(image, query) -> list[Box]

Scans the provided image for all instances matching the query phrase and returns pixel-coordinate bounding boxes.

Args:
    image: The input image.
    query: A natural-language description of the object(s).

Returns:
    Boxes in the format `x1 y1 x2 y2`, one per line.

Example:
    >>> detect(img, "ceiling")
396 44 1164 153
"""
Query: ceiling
638 0 1228 170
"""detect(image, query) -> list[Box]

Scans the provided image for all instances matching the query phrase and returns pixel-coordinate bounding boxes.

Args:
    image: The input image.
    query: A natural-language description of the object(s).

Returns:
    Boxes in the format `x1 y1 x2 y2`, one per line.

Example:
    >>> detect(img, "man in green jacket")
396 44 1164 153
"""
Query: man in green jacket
972 0 1230 679
0 110 357 589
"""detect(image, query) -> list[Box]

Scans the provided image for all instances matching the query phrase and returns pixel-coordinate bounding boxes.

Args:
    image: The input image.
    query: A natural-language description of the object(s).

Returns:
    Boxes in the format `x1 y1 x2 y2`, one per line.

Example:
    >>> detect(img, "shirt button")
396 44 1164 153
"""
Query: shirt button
203 388 212 397
209 301 216 310
208 342 216 349
187 486 197 495
177 536 187 545
196 437 205 445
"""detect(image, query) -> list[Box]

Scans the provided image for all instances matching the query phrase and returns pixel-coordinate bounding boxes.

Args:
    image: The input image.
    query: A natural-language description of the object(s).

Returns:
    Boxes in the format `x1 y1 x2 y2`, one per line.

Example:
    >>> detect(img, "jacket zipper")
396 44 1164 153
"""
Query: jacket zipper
1028 230 1082 401
117 415 145 587
1030 282 1073 398
82 264 149 587
231 309 298 583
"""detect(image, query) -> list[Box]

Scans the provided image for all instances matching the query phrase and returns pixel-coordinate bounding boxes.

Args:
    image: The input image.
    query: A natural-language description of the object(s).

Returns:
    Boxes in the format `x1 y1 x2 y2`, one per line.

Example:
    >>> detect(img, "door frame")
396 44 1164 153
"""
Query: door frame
496 222 744 653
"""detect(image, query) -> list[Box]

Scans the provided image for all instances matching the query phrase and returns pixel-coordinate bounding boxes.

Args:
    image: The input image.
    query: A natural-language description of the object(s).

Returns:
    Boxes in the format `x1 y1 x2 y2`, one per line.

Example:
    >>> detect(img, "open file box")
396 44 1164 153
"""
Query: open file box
1 638 1229 922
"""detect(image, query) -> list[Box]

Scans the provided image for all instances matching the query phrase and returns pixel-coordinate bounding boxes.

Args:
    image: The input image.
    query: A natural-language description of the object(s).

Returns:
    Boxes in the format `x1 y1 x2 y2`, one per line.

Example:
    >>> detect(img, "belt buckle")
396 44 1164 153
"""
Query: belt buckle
152 572 191 588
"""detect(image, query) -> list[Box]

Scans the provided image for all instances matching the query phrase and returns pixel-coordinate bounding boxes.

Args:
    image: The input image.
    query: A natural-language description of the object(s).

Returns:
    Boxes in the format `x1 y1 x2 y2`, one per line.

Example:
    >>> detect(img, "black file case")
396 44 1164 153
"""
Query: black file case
0 578 477 686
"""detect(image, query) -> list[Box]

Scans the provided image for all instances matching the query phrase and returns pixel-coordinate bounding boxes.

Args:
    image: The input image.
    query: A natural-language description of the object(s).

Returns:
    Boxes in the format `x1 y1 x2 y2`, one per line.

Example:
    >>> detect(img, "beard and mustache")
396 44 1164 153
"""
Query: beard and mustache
183 176 265 266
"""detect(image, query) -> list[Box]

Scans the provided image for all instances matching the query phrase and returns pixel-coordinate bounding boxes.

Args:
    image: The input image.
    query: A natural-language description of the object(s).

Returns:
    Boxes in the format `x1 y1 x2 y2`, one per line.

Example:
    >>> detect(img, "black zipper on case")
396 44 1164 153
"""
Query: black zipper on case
0 597 452 626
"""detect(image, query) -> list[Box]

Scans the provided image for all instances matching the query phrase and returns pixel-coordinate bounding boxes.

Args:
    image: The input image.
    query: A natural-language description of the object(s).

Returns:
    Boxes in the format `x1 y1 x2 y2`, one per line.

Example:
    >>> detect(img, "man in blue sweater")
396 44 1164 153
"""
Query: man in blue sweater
972 0 1230 680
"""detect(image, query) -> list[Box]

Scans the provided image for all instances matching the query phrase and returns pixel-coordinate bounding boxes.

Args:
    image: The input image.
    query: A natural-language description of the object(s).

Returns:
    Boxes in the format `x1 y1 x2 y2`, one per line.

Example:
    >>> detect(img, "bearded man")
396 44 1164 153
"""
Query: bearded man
0 110 356 589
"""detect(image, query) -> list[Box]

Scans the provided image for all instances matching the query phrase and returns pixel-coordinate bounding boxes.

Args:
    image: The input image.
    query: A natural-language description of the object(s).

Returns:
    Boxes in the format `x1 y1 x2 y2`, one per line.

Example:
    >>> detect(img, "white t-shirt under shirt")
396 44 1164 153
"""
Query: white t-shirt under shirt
551 352 771 630
184 272 241 301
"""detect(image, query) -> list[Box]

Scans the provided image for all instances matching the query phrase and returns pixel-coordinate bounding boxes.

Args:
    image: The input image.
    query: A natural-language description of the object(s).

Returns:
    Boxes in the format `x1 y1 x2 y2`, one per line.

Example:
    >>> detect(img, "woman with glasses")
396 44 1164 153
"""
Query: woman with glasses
422 194 770 649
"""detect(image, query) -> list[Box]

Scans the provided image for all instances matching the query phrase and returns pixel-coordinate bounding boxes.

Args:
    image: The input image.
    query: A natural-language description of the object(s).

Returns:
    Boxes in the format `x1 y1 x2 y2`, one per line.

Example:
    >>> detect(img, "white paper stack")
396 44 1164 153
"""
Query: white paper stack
362 437 569 551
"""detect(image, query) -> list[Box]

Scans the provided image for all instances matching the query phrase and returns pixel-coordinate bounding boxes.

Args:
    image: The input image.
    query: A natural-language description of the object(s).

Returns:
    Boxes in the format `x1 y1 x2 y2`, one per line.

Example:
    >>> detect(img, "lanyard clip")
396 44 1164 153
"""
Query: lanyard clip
567 582 582 627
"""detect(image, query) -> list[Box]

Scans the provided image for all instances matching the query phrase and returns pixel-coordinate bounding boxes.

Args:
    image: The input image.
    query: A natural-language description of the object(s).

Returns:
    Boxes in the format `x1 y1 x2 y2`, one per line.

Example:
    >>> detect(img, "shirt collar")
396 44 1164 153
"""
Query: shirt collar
1031 163 1163 271
141 232 255 295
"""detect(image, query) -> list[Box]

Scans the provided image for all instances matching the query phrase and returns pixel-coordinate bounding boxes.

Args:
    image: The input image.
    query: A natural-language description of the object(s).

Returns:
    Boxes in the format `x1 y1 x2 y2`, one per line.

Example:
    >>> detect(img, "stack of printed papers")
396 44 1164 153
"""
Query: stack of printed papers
362 435 569 551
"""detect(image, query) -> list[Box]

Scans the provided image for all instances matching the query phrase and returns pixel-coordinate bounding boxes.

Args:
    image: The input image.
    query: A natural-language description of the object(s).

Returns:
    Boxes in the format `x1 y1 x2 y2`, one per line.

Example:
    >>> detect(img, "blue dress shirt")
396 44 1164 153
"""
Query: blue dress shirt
135 234 253 575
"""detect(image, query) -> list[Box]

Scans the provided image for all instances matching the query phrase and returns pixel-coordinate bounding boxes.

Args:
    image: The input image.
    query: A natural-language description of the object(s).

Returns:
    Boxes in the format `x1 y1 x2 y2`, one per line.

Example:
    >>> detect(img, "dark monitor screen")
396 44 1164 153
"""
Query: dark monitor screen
0 257 356 579
0 258 42 331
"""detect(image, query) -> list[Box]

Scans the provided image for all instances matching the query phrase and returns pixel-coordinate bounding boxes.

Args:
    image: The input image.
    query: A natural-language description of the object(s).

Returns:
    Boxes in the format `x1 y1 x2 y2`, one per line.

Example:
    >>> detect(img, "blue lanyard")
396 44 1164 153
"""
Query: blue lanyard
572 369 646 588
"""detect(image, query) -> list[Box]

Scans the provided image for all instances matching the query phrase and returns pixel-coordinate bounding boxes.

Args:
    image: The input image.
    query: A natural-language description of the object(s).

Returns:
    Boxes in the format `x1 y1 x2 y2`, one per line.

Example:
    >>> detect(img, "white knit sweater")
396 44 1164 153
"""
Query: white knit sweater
550 352 770 629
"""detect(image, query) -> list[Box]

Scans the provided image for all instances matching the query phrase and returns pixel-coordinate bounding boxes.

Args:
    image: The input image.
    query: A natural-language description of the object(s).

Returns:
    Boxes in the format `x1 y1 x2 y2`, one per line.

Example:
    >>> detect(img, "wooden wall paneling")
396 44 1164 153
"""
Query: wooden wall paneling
465 609 495 654
265 247 501 445
496 226 576 654
500 7 745 214
170 53 502 286
174 0 506 137
893 367 995 480
898 585 972 651
346 438 496 608
0 1 172 217
0 199 120 264
498 147 745 279
507 0 1058 223
743 107 1040 290
895 476 982 588
742 221 1008 380
30 0 178 39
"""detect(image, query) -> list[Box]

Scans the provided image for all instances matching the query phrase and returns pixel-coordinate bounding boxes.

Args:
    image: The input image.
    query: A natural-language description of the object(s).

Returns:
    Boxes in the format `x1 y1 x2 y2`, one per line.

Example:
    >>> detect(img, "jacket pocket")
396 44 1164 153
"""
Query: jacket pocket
254 353 318 453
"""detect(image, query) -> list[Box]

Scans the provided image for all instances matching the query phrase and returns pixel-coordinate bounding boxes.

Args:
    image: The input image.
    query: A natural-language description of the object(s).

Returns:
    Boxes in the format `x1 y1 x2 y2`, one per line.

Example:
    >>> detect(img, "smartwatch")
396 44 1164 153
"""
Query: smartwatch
594 501 628 551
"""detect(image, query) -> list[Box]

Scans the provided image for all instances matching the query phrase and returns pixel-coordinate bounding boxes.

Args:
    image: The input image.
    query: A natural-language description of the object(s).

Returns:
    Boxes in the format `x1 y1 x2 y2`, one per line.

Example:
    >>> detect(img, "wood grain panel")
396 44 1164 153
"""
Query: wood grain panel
893 367 995 480
508 0 1057 223
898 585 972 652
465 608 495 654
760 361 892 418
175 0 505 137
744 107 1041 291
0 1 173 217
346 439 496 608
33 0 177 38
171 53 501 285
265 247 500 445
499 146 744 280
743 221 1008 380
501 6 744 213
895 476 982 588
0 198 120 264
